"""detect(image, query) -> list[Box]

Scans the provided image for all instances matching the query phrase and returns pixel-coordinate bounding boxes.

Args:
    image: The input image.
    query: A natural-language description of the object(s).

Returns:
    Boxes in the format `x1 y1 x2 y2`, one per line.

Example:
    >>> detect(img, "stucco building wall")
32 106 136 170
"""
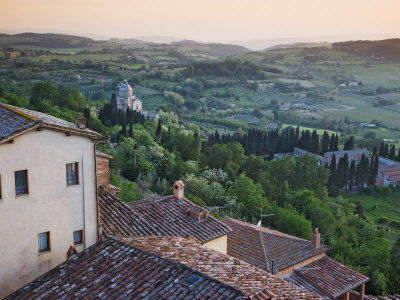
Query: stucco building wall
203 235 228 254
0 129 98 298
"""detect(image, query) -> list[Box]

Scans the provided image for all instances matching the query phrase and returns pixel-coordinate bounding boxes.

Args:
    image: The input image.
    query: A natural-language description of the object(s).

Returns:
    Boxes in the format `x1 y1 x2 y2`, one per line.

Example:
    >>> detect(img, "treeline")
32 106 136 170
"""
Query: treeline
332 39 400 61
181 59 283 79
327 152 378 196
205 127 340 158
378 141 400 161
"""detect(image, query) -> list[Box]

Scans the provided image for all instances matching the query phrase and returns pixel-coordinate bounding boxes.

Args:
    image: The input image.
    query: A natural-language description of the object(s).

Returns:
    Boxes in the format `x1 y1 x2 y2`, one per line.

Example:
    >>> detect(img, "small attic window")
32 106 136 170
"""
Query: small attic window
186 274 200 285
187 206 208 222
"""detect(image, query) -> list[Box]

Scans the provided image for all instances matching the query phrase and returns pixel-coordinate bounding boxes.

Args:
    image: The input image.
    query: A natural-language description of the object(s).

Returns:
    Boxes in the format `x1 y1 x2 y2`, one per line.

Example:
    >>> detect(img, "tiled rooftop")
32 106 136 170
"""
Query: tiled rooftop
119 236 324 300
0 104 37 140
0 103 101 141
99 186 162 237
129 195 232 244
220 217 329 273
285 256 369 299
7 237 243 300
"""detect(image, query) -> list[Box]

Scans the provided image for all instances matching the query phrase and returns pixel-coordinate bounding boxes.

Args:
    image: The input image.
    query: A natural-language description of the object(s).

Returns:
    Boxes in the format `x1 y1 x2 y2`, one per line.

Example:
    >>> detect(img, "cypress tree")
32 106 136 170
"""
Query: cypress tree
311 130 320 154
389 145 396 160
343 136 354 150
348 160 356 189
320 131 330 155
128 123 133 138
334 134 339 151
379 142 385 157
329 133 336 151
384 143 389 158
156 119 162 140
397 148 400 162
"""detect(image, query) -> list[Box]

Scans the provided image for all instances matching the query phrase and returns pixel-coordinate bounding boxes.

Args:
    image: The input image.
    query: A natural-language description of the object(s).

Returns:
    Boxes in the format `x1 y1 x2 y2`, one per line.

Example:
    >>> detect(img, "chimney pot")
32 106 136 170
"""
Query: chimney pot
311 228 320 248
173 180 185 200
75 113 86 129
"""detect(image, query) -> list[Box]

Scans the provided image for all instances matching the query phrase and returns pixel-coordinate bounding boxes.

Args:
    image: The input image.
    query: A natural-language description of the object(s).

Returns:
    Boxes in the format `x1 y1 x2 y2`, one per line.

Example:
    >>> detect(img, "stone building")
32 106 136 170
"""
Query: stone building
116 79 142 112
0 104 103 298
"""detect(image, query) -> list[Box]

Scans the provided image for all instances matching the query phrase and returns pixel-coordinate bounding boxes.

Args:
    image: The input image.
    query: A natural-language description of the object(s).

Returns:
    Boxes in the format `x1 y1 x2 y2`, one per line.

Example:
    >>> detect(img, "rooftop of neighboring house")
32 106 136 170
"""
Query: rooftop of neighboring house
6 237 244 300
128 192 232 244
0 103 102 143
285 255 369 300
118 235 323 300
220 217 329 273
98 185 162 237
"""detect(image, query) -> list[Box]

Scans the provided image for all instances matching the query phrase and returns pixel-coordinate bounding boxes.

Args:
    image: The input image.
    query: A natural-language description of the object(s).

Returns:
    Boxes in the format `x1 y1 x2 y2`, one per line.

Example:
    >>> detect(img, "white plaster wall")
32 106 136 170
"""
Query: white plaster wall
203 235 228 254
0 129 98 298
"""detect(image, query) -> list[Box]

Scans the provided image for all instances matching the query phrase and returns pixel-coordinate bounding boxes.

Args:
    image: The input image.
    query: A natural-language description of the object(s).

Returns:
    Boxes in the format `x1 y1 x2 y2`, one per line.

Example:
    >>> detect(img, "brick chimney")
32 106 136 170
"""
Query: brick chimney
75 113 86 129
311 228 320 248
173 180 185 200
96 151 113 188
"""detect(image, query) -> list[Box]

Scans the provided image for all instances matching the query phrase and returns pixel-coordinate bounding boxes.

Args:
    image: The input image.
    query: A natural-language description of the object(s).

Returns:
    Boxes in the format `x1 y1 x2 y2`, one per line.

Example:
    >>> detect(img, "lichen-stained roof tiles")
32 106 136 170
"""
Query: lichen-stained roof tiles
119 236 324 300
285 256 369 299
7 237 244 300
220 217 329 273
129 195 232 244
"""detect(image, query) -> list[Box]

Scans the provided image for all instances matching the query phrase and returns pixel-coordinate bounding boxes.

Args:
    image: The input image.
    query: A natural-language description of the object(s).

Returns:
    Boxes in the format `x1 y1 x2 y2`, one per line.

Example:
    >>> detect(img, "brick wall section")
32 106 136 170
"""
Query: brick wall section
96 151 112 187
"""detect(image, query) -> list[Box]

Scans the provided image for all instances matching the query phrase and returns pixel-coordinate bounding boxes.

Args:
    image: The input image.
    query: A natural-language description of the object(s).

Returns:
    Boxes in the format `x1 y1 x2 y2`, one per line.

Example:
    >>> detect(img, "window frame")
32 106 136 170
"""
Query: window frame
73 230 83 245
66 162 79 186
38 231 51 253
0 173 2 199
15 170 29 196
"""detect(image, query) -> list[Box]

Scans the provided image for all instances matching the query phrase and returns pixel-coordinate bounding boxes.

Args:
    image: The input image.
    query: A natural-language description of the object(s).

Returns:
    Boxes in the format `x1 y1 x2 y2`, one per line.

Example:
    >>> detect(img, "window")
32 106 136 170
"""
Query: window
38 231 50 253
73 230 83 245
15 170 28 195
66 162 79 185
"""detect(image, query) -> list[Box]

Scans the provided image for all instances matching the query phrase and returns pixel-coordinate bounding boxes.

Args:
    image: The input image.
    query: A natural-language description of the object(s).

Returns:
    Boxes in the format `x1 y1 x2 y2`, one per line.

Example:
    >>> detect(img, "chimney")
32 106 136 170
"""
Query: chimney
311 228 320 248
96 151 113 188
173 180 185 200
75 113 86 129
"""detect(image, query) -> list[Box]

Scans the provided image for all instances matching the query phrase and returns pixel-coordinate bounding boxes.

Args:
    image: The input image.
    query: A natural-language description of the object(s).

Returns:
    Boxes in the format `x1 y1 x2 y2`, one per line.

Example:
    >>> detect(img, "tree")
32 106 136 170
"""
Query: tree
30 81 58 108
343 136 354 150
155 119 162 140
389 145 396 160
348 160 356 189
230 174 267 219
320 131 330 155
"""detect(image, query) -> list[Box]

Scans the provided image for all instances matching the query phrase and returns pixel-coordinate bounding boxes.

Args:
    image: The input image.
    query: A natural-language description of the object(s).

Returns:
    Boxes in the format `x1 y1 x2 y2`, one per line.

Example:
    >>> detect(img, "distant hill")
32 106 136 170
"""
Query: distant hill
0 32 94 48
266 42 331 50
171 41 250 58
332 38 400 60
0 32 250 58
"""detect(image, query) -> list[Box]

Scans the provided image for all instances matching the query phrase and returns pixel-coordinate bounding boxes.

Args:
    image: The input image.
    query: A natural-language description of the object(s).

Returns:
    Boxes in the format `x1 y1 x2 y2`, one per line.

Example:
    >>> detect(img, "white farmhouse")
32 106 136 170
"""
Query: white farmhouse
0 104 103 298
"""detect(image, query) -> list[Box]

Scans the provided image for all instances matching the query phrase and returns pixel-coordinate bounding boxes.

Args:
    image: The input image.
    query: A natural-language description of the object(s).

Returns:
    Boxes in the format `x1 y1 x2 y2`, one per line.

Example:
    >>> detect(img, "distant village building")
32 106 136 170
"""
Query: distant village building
377 157 400 186
72 74 81 81
0 104 103 298
278 103 290 111
116 79 143 112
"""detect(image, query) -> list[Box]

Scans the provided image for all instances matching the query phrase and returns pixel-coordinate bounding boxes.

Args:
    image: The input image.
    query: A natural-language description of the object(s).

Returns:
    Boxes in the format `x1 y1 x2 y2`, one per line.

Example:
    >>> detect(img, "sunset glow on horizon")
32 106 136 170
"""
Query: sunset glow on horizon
1 0 400 45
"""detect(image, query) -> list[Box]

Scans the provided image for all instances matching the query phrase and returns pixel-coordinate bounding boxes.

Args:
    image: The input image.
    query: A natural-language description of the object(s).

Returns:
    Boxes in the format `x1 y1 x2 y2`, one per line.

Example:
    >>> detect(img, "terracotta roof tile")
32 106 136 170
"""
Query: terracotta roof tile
7 237 243 300
99 186 162 237
221 217 329 273
129 195 232 244
285 256 369 299
119 236 324 300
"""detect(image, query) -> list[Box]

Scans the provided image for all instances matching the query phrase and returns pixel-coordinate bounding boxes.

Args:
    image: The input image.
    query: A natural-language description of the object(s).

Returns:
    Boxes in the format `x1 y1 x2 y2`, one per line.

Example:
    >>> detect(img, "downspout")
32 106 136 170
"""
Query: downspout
93 139 101 242
82 155 86 249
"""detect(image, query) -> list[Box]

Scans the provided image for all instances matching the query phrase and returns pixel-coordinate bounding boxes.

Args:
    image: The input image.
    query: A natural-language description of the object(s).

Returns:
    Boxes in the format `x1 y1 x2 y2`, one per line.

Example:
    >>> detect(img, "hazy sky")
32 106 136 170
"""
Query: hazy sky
1 0 400 44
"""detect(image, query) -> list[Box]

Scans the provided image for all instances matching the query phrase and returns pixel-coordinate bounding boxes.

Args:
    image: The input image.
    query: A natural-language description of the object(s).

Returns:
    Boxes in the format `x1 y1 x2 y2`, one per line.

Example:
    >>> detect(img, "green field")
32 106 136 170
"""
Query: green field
282 123 340 135
347 191 400 233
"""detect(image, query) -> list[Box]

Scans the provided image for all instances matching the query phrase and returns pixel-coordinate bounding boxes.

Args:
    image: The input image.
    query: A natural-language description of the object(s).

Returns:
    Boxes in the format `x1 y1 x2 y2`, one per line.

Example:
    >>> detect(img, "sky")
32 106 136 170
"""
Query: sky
1 0 400 49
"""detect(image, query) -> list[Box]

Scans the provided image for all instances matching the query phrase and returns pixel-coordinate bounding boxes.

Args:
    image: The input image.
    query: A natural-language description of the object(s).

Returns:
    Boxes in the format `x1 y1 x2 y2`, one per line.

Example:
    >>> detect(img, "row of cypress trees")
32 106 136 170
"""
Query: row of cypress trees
205 127 340 158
